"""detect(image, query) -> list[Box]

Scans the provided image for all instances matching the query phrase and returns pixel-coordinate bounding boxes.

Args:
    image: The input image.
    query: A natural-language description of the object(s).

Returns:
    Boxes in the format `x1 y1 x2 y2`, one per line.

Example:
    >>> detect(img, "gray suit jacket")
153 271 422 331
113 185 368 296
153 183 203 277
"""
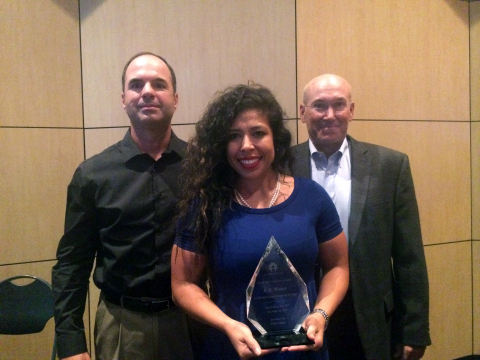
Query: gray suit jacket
291 136 431 358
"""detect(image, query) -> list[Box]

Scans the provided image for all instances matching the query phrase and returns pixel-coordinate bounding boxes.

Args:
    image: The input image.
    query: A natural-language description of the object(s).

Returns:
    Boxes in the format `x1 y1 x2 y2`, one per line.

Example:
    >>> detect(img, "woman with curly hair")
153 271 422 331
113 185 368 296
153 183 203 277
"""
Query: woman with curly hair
171 83 348 360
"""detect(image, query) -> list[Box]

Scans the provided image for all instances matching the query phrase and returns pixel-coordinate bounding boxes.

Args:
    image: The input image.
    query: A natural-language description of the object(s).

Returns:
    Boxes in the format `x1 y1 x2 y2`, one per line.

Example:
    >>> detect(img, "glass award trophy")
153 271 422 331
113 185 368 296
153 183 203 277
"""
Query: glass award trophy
246 236 314 348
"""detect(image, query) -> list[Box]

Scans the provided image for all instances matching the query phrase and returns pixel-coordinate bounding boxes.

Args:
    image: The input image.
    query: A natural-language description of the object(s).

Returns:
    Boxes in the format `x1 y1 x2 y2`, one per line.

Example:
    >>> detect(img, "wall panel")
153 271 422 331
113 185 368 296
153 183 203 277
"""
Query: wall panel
172 124 196 144
424 242 472 360
80 0 297 129
473 122 480 241
0 0 82 128
296 0 469 121
0 1 84 359
0 128 85 264
471 2 480 121
470 4 480 353
84 127 128 159
469 2 479 354
474 241 480 354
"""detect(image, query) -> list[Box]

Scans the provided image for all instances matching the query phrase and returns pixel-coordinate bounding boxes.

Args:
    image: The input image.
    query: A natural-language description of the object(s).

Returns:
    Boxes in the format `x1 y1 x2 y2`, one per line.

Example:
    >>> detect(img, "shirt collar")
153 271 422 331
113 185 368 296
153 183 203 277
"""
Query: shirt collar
308 137 349 159
120 128 185 162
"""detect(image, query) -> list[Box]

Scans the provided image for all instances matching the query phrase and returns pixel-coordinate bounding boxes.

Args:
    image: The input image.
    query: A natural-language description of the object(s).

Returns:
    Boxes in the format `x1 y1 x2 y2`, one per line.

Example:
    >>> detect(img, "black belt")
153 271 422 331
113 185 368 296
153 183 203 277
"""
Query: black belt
102 291 175 314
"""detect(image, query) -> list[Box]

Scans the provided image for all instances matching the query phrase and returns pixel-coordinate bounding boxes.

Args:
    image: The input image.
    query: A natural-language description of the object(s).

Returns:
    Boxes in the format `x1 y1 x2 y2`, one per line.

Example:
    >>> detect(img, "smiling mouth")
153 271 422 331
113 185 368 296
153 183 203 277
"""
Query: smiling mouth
239 158 260 169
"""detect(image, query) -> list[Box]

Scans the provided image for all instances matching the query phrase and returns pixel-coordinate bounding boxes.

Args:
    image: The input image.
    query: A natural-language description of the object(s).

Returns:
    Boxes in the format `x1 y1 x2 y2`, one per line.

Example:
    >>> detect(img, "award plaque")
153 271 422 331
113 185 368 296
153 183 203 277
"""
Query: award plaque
246 236 314 348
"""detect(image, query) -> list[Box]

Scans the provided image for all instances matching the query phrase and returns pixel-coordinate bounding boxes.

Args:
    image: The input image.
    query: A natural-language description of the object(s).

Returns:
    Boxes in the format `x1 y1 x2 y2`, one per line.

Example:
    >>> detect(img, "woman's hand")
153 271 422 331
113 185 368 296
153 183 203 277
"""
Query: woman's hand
172 246 279 359
280 313 325 353
224 320 279 359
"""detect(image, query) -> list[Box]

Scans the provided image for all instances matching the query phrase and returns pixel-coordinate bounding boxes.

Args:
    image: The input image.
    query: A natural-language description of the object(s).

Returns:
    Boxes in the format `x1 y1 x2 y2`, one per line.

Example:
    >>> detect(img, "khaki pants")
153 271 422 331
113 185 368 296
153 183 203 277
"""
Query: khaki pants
94 294 195 360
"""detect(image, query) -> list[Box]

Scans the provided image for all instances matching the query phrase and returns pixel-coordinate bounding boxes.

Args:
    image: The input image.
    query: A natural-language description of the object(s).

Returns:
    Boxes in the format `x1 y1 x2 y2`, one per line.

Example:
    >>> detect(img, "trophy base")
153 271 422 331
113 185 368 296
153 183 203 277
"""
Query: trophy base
255 329 315 349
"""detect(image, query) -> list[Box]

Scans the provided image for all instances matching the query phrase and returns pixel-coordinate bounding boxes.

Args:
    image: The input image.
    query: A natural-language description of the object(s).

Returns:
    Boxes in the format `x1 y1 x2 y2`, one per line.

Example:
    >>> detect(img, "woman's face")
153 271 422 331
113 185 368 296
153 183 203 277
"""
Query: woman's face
227 109 275 181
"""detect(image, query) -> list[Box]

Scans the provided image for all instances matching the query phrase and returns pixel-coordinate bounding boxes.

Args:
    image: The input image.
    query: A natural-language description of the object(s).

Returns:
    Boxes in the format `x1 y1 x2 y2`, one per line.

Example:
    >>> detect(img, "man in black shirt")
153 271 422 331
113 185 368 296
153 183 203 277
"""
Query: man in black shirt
52 52 196 360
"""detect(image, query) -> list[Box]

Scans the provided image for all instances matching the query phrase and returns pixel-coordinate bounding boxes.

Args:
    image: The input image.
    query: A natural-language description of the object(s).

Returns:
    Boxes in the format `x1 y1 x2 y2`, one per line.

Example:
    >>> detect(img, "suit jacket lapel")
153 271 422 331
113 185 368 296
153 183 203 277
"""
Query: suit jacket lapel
348 136 370 247
292 142 311 178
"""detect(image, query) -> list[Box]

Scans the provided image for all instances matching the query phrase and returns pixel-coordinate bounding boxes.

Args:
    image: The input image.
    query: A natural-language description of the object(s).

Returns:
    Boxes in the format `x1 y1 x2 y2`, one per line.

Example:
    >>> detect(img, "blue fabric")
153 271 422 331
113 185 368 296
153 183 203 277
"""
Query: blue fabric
175 177 341 360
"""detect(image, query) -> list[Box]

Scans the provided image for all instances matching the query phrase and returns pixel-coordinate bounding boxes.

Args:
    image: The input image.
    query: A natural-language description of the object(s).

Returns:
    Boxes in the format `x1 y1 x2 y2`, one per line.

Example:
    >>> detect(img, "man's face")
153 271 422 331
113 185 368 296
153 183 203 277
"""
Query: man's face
300 76 354 155
122 55 178 128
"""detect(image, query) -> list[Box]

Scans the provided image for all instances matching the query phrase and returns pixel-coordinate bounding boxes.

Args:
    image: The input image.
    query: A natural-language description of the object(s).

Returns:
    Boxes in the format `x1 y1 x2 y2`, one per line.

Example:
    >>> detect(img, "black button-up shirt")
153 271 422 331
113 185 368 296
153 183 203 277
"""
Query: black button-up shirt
52 129 186 357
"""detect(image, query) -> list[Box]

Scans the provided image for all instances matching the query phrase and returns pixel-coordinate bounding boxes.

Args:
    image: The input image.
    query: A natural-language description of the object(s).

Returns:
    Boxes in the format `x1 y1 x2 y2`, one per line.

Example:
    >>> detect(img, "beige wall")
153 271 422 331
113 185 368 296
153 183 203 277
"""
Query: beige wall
0 0 477 359
0 1 84 358
471 1 480 356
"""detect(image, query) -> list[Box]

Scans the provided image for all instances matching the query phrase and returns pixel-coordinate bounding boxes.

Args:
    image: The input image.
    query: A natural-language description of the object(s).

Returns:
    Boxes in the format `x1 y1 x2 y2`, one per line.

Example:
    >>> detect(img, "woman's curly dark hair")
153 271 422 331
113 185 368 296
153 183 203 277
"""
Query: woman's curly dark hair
177 83 293 251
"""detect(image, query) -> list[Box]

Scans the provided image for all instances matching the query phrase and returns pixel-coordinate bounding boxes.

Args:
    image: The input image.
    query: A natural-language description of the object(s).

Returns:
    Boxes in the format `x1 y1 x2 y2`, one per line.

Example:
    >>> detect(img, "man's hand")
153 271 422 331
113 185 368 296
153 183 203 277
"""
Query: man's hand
61 352 91 360
393 344 426 360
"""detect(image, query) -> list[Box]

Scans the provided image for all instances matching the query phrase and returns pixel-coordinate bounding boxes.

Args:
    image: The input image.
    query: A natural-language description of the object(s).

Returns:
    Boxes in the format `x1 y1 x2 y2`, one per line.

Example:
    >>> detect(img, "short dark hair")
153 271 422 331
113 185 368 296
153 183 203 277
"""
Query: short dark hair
121 52 177 93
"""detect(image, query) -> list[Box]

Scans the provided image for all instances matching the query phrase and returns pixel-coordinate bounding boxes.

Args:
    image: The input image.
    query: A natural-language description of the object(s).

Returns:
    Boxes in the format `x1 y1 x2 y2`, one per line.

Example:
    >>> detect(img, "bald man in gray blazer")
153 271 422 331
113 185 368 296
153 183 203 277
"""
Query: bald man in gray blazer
291 74 431 360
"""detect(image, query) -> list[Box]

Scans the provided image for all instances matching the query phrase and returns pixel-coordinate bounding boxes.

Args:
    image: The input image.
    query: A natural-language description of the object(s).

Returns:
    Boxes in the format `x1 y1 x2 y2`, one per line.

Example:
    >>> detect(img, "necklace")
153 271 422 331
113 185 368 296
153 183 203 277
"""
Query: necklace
234 173 281 208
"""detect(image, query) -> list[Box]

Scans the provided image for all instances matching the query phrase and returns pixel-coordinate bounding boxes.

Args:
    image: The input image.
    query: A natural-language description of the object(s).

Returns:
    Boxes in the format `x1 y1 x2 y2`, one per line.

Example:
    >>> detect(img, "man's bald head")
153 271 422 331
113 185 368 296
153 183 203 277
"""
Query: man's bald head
303 74 353 105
